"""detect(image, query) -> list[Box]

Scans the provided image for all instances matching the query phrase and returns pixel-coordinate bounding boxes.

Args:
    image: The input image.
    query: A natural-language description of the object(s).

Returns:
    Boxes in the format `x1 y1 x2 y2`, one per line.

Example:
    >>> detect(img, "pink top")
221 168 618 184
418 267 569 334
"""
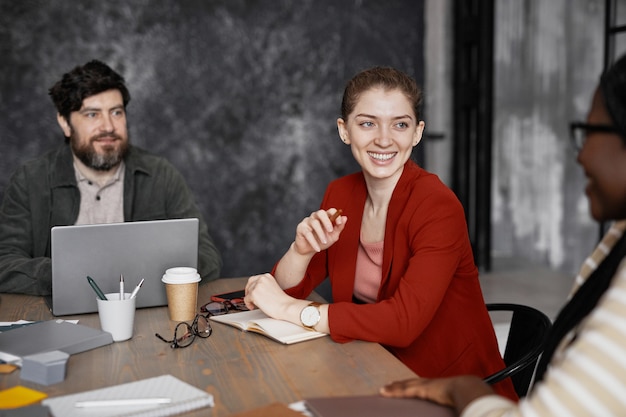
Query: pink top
353 236 384 303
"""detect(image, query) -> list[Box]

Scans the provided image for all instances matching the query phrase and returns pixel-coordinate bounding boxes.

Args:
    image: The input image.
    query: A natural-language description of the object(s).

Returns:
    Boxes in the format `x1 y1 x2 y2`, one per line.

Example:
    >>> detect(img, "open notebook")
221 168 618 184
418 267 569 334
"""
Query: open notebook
209 309 327 345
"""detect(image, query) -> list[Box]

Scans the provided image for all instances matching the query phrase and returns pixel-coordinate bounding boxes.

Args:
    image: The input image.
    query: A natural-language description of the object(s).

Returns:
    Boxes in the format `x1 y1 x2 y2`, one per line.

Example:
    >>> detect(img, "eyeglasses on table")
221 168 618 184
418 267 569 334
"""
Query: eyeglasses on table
155 313 213 349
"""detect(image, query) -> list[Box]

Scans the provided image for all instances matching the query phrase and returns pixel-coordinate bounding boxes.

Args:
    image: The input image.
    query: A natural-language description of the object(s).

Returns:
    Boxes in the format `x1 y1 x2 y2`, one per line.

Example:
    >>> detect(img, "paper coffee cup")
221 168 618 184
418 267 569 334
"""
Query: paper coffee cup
162 267 200 321
97 293 135 342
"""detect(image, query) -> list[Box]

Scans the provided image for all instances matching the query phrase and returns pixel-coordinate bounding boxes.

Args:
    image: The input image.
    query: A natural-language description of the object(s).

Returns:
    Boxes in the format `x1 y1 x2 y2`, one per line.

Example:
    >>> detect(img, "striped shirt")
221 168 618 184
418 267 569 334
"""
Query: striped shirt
463 221 626 417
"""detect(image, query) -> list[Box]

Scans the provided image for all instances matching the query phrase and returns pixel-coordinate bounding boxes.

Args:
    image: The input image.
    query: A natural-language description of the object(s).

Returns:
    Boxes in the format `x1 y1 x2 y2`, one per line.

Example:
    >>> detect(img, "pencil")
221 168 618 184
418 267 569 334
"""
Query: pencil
75 398 172 408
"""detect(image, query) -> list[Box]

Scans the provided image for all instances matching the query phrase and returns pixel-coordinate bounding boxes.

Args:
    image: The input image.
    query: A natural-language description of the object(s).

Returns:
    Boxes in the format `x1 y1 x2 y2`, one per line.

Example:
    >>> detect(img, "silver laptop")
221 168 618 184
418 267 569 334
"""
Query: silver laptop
48 218 199 316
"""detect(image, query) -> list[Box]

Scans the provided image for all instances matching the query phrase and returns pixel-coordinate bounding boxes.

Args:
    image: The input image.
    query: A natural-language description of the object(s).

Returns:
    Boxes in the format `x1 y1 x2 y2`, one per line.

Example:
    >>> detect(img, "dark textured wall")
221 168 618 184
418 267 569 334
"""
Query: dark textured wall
0 1 424 277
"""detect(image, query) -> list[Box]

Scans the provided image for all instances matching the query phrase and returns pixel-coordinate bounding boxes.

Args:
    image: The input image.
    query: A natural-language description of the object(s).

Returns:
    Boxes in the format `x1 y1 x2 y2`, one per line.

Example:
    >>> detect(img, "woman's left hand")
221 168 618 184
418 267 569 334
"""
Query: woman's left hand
244 273 295 318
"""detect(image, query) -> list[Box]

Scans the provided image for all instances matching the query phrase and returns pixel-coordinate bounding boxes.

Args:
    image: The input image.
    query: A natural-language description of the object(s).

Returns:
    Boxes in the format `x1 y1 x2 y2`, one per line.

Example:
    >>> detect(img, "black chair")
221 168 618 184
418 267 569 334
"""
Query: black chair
484 303 552 397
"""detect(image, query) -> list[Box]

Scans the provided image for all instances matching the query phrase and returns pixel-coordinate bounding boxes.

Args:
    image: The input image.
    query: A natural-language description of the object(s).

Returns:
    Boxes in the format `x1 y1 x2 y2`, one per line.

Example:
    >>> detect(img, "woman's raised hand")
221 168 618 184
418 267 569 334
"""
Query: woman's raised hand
293 208 346 255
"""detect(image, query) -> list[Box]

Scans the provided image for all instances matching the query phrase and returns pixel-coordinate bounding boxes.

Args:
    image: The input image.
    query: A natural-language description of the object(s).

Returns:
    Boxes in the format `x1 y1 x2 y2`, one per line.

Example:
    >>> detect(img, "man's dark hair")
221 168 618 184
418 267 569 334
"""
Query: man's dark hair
48 60 131 121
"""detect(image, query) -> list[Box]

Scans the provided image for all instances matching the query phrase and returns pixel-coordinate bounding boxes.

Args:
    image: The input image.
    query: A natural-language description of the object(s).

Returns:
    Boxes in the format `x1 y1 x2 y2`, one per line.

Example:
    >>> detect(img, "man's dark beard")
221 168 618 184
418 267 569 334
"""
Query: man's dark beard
70 132 129 171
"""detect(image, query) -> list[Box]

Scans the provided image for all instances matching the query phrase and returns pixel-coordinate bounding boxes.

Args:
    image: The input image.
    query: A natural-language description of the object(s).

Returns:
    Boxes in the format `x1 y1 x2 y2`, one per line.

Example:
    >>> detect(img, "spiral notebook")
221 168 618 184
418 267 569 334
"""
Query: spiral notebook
41 374 214 417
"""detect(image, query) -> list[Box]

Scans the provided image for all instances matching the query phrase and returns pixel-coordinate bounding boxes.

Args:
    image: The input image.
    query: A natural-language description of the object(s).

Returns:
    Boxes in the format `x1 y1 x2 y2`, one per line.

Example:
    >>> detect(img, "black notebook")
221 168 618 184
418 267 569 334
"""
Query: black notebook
305 395 455 417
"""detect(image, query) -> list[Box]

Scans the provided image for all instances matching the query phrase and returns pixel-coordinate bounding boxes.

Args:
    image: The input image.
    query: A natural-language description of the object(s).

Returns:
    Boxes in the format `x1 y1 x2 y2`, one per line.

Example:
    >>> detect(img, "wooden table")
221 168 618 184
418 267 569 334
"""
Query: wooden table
0 278 417 416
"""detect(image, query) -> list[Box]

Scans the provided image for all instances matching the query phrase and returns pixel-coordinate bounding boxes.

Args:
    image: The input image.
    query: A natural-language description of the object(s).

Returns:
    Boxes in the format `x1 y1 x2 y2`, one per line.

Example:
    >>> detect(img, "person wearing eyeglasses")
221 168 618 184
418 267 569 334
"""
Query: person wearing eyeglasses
380 55 626 416
243 66 517 401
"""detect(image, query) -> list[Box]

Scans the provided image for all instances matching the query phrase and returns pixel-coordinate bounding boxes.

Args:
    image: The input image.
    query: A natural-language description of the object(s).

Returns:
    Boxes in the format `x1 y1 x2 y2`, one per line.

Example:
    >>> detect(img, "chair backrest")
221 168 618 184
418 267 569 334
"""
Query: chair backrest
484 303 552 397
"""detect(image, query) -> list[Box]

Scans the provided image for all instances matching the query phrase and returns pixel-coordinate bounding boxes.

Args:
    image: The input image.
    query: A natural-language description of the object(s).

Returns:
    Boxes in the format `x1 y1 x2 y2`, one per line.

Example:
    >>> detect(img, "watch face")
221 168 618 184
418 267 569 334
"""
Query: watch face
301 305 320 327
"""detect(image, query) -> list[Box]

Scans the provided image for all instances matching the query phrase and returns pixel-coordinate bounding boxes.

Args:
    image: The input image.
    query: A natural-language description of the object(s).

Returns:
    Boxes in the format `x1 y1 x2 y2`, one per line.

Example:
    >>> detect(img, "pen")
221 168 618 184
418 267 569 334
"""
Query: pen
74 398 172 408
329 208 343 223
129 278 145 299
86 276 108 300
119 274 125 300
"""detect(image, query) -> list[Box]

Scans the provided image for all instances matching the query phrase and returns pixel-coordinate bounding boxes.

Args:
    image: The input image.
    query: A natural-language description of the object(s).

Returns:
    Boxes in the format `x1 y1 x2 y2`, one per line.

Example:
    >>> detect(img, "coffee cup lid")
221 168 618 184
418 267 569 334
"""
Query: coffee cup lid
162 273 200 284
165 267 197 275
161 267 200 284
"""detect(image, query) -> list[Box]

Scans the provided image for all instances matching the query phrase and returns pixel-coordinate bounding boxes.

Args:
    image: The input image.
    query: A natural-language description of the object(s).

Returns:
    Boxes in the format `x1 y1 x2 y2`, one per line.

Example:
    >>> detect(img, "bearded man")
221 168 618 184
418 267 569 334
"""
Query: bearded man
0 60 222 295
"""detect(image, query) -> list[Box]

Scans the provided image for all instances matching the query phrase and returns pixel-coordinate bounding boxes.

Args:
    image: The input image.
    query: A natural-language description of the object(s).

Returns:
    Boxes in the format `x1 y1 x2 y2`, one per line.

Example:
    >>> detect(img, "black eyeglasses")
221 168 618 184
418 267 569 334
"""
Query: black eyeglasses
155 313 212 349
200 299 248 316
569 122 619 151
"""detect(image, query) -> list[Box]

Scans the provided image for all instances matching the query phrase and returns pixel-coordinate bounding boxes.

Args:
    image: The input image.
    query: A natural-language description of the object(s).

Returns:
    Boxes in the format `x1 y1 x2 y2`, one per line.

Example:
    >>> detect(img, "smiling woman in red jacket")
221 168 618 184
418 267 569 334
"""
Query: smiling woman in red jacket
243 66 517 401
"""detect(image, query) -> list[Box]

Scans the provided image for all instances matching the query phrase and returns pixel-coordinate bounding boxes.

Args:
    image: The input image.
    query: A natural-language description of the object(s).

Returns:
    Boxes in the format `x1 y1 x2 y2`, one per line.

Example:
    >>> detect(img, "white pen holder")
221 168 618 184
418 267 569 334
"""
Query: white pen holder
97 293 135 342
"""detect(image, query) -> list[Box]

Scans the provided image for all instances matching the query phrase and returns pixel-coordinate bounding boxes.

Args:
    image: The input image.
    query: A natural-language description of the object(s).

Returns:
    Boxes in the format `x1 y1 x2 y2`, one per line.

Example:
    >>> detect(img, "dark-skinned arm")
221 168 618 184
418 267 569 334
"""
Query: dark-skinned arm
380 376 495 416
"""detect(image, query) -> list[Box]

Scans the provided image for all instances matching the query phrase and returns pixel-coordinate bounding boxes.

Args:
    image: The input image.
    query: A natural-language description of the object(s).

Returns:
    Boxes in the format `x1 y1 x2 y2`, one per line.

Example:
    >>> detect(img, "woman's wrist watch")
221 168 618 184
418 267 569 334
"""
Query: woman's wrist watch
300 302 322 330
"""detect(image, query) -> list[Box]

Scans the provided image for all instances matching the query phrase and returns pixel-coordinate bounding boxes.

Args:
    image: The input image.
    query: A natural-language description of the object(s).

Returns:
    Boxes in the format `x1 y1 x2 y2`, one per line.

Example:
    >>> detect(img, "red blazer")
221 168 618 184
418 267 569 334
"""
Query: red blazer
282 160 517 400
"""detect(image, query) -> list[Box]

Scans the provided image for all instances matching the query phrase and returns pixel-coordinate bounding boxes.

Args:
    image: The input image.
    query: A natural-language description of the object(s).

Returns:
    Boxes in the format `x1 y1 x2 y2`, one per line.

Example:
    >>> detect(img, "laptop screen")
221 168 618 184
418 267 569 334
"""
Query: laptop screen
49 218 198 316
